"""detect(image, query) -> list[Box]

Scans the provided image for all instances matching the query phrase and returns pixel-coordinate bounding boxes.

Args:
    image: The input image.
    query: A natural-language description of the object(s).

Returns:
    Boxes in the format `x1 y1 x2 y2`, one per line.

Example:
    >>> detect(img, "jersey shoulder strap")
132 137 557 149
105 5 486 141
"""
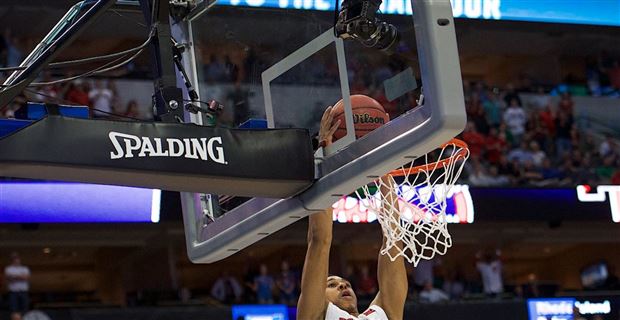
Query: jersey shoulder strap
359 305 389 320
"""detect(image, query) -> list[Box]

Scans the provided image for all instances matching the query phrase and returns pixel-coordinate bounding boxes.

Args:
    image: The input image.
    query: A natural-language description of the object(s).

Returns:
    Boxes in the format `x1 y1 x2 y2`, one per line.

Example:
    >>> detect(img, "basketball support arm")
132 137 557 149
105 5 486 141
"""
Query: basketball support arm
0 0 186 119
0 0 117 106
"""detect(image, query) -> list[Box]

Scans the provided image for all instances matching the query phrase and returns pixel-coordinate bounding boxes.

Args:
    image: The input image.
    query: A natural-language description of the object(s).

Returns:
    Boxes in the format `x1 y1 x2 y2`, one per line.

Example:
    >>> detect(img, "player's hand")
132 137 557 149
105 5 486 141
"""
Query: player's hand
318 106 340 147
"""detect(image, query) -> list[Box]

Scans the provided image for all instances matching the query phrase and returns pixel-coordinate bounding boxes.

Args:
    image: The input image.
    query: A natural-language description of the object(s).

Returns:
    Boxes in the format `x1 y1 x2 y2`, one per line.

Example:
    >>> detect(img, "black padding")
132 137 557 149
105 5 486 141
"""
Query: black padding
0 116 314 197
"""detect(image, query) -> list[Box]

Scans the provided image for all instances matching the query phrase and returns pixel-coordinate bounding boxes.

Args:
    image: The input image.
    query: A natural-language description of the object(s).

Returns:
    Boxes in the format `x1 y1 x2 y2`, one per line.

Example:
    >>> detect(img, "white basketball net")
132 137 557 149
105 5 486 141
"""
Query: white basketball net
355 139 469 266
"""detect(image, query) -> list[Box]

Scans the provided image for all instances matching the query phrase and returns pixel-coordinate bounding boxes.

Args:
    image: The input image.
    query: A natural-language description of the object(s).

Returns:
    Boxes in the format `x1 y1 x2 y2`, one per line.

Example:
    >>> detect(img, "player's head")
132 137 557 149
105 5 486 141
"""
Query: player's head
326 275 358 314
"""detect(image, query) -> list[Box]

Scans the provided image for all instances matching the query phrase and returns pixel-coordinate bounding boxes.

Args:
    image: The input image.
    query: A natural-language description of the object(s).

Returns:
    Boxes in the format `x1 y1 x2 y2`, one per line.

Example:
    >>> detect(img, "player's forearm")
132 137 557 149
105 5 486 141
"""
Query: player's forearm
378 239 407 291
298 226 331 320
376 176 408 315
375 241 407 319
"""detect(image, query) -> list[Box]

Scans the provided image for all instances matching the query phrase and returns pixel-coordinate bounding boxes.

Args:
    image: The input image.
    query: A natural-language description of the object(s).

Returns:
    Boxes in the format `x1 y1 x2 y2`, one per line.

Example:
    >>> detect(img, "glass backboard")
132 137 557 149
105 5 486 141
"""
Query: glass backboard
178 0 466 263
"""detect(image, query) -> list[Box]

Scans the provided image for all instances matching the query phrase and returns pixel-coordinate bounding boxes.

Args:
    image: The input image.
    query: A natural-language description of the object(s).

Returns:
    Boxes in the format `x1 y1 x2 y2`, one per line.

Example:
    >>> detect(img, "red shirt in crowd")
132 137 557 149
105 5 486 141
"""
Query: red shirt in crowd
462 130 486 158
66 88 90 107
485 135 507 164
612 171 620 185
539 109 556 135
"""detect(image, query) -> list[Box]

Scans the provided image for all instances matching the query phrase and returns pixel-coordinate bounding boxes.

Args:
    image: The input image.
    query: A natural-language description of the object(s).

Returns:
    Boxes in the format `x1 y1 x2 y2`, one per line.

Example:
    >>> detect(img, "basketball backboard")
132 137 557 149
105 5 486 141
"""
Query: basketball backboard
176 0 466 263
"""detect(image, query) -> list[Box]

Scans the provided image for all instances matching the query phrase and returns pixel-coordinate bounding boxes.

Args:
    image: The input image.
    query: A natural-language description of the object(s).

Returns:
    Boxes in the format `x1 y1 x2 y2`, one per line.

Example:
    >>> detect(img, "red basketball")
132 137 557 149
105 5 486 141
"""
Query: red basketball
332 95 390 140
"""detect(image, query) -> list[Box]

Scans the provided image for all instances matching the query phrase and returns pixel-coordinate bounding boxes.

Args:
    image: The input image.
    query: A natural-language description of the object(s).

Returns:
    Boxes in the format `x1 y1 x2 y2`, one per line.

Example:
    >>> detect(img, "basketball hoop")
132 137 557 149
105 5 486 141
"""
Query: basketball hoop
355 138 469 266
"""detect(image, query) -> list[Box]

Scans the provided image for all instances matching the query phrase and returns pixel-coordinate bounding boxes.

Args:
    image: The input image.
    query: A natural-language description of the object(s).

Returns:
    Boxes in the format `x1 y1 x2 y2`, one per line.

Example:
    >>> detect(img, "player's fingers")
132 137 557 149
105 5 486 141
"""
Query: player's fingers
328 120 341 136
321 106 333 123
325 107 335 124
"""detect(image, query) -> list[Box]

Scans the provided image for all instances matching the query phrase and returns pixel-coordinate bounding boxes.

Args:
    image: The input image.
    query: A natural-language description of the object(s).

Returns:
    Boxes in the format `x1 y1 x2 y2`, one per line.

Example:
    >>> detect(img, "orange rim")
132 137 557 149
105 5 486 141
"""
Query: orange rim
388 138 469 176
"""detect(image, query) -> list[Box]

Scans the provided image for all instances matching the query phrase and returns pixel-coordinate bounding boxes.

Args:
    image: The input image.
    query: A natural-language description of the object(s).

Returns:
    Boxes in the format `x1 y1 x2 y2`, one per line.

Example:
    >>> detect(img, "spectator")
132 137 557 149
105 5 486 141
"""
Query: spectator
210 271 243 304
461 121 486 159
224 55 239 83
64 80 90 107
242 48 264 82
555 110 573 157
419 281 449 303
612 170 620 185
275 260 297 305
560 159 577 184
508 141 534 165
242 264 258 303
569 125 581 152
205 54 227 82
530 141 546 167
413 259 438 293
468 159 493 186
503 98 527 145
596 156 616 182
502 83 522 107
476 250 503 298
599 134 615 158
483 89 503 127
254 264 275 304
538 104 556 137
485 127 507 164
226 82 251 126
357 264 378 300
4 30 23 67
473 81 489 102
540 158 566 184
498 122 515 147
467 93 489 134
88 79 114 118
530 86 551 110
522 160 543 185
573 153 597 185
558 92 574 115
497 155 520 184
579 133 597 156
586 56 603 96
486 166 510 186
4 252 30 320
442 271 465 300
123 100 141 119
107 80 121 115
526 113 548 152
29 72 58 103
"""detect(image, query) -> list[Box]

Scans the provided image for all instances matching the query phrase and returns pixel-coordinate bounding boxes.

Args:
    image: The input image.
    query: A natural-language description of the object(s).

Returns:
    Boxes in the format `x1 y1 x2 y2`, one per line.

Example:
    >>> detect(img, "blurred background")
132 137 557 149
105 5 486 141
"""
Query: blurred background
0 0 619 319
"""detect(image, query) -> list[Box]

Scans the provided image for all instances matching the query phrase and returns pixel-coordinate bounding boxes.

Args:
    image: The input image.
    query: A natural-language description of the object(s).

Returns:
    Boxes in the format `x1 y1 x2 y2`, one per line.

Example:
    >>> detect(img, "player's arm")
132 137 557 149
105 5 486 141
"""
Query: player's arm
297 107 340 320
371 176 408 319
297 208 333 320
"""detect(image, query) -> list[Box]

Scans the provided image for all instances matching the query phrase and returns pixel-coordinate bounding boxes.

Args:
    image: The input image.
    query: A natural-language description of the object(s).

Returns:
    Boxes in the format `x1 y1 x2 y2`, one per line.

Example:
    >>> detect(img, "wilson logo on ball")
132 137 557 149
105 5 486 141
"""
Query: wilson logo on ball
353 113 386 124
